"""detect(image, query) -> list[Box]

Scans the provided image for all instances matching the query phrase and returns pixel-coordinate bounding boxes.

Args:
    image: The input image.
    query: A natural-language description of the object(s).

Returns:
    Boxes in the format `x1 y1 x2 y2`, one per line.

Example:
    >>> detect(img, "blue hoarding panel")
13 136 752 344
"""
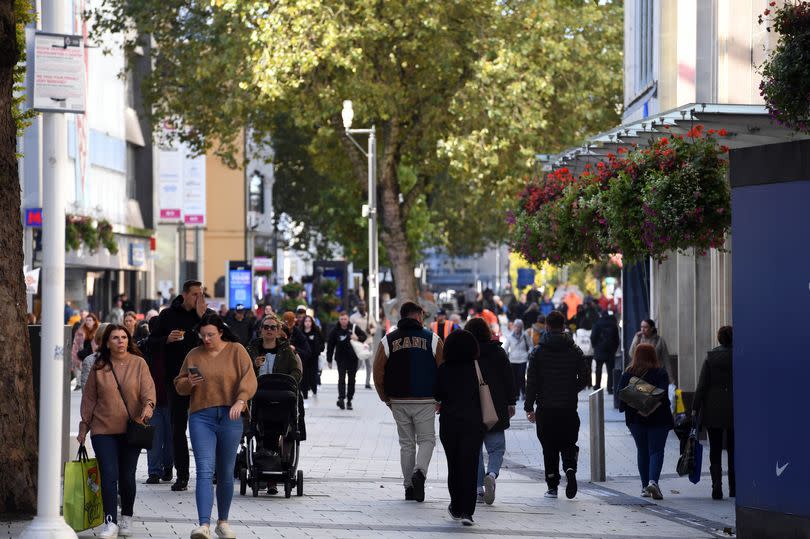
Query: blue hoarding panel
228 267 252 309
732 180 810 518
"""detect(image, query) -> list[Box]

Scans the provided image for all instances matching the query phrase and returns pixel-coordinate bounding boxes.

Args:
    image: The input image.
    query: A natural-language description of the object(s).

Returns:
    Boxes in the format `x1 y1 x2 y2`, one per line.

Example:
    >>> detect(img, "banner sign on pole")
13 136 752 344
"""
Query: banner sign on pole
33 32 86 113
24 267 41 294
157 136 206 226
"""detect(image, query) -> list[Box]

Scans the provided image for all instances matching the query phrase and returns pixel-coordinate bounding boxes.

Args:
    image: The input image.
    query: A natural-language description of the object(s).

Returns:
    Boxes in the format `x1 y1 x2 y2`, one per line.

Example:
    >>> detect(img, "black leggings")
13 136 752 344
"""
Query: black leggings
511 363 527 399
707 427 735 487
440 421 484 517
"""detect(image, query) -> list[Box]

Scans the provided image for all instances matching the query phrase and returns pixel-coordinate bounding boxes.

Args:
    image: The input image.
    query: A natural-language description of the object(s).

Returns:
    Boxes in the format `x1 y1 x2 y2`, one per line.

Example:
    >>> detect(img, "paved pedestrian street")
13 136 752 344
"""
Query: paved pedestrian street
3 370 735 538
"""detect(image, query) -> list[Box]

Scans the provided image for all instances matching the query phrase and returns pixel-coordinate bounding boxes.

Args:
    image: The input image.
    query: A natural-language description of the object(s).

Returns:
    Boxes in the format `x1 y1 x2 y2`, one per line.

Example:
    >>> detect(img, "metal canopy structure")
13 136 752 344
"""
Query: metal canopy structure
539 103 810 177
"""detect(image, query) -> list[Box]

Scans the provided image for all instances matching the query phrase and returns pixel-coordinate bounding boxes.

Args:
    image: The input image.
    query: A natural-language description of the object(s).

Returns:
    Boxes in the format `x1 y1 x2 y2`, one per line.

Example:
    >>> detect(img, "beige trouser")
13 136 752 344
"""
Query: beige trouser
390 401 436 487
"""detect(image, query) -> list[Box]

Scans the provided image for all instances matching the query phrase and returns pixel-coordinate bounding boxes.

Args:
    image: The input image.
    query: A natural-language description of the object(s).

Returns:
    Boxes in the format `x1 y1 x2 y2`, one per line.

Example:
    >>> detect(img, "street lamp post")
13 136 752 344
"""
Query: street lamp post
21 0 79 537
341 100 379 329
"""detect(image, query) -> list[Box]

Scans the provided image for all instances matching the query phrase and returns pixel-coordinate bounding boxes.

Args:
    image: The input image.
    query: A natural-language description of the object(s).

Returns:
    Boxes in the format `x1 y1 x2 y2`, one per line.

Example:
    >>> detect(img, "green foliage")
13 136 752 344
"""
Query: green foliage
758 1 810 133
13 0 36 134
314 278 340 323
90 0 623 278
510 128 731 264
65 215 119 254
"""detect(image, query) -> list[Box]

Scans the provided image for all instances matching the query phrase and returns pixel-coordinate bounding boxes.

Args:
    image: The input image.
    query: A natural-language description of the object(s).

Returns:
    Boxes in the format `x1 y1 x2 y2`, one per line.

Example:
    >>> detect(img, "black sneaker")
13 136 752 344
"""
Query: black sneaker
447 504 461 521
411 470 426 502
347 400 353 410
161 469 173 482
145 474 160 484
337 399 345 410
565 468 577 499
171 479 188 491
544 488 558 499
365 383 372 389
460 514 474 526
405 486 414 500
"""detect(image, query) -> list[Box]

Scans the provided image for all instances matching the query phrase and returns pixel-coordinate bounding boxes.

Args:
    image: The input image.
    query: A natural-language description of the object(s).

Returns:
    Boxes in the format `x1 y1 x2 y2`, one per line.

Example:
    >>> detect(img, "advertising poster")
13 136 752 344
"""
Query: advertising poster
33 33 86 113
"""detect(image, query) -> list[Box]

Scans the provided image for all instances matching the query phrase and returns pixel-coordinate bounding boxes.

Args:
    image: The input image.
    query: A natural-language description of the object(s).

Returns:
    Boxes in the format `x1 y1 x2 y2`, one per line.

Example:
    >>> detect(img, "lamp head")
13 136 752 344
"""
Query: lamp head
341 100 354 130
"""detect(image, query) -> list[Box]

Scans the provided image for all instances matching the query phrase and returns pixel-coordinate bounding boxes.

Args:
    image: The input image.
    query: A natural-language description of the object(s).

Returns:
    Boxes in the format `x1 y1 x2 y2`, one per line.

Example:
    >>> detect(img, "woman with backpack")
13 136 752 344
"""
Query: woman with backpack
618 343 674 500
503 319 532 401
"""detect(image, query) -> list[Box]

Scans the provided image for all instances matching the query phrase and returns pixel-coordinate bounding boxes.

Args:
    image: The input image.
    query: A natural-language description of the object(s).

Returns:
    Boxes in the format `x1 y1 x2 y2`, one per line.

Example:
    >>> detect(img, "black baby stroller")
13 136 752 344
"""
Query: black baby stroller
237 373 304 498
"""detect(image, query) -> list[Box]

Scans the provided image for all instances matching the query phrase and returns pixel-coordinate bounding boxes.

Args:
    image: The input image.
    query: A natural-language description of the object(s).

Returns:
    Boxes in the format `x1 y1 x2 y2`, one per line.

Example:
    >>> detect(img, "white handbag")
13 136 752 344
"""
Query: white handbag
350 324 372 361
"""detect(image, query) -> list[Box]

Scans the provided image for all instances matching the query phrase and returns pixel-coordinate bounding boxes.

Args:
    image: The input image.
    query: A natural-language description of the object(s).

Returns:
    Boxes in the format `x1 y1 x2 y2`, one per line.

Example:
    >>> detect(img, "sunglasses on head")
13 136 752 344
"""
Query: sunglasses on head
262 324 279 331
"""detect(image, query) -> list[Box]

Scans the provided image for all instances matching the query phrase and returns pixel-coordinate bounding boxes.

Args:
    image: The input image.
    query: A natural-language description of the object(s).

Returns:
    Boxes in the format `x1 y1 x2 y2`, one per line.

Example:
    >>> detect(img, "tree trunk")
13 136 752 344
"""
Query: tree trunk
377 121 417 301
0 0 39 516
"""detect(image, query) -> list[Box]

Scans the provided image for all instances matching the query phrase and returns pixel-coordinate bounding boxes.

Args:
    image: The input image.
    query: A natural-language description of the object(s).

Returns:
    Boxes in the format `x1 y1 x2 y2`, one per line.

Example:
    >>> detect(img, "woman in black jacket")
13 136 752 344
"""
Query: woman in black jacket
299 315 325 397
693 325 734 500
435 330 483 527
618 343 674 500
464 318 515 506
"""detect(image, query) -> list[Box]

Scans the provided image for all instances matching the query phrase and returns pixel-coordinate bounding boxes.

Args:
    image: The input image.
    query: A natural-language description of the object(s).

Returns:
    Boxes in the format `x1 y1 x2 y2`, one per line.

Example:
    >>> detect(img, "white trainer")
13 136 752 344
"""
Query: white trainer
99 515 120 539
191 525 212 539
483 473 496 505
215 521 237 538
118 515 132 537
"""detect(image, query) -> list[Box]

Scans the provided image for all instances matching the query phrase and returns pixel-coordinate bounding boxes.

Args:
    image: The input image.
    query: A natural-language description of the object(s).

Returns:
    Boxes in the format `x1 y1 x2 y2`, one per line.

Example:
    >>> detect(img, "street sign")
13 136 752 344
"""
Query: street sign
25 208 43 228
33 32 86 113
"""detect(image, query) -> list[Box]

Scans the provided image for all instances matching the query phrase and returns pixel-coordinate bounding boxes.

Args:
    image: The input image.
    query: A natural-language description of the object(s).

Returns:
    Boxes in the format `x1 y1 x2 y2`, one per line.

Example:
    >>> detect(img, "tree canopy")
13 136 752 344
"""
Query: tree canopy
91 0 623 297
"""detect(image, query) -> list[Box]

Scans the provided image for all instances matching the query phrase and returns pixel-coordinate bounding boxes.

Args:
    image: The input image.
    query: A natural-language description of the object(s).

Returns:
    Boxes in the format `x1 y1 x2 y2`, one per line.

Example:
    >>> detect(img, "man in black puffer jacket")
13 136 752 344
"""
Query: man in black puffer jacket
525 310 589 500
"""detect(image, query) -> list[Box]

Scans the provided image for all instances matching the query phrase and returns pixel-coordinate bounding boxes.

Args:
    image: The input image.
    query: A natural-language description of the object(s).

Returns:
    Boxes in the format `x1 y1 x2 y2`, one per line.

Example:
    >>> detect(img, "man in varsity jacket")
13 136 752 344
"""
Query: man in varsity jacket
373 301 444 503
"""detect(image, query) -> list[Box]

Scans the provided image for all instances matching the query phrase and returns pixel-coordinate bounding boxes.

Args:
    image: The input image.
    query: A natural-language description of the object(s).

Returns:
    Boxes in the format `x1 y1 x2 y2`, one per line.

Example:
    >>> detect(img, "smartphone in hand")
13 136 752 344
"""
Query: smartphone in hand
188 366 204 379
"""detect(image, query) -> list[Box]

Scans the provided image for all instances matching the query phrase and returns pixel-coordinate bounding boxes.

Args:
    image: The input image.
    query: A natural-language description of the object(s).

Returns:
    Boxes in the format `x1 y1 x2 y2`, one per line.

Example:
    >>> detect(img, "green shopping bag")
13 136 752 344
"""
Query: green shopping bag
63 445 103 532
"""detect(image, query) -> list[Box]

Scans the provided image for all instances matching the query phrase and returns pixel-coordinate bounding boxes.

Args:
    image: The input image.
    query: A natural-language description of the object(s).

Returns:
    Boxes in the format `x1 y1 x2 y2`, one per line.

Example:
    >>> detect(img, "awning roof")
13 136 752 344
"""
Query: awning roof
539 103 810 177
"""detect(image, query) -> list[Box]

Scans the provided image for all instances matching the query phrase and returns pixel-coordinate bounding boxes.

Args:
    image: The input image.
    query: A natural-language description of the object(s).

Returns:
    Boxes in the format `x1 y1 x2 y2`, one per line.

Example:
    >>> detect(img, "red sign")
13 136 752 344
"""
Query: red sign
25 208 43 228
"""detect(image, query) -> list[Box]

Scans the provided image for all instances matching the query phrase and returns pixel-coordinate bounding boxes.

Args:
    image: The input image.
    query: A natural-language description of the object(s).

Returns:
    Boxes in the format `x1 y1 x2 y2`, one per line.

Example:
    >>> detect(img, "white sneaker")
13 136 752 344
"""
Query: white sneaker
646 481 663 500
191 525 212 539
215 521 237 538
483 473 496 505
641 488 651 498
99 516 119 539
118 515 132 537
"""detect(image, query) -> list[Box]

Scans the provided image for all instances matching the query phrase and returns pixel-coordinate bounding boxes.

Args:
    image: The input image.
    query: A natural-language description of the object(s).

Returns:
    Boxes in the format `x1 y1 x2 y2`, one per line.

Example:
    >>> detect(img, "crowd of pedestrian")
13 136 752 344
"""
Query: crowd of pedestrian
64 278 734 536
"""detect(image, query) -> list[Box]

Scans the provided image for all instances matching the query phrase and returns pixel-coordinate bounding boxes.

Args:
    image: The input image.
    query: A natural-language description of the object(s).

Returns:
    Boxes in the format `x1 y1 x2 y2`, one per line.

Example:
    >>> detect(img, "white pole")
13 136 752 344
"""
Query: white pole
21 0 78 536
368 126 379 327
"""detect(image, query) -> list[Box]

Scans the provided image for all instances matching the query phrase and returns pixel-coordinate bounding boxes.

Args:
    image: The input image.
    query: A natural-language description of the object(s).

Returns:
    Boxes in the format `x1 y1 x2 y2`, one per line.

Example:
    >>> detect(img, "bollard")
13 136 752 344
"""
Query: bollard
589 388 606 482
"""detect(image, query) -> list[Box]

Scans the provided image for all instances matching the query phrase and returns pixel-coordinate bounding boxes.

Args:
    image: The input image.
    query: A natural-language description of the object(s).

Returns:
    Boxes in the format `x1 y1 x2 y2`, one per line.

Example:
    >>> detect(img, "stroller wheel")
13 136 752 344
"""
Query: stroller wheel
239 468 247 496
296 470 304 497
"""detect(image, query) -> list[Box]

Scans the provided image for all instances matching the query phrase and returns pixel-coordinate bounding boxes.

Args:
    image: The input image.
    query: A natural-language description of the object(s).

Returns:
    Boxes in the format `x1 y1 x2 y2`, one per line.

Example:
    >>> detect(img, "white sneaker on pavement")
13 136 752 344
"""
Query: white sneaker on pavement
99 516 119 539
483 473 496 505
118 515 132 537
215 521 237 538
191 525 212 539
641 489 651 498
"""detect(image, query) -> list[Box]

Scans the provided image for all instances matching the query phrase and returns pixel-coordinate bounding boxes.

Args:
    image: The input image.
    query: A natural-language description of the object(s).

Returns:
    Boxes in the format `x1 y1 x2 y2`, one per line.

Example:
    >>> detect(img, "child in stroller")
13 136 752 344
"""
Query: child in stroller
237 373 305 498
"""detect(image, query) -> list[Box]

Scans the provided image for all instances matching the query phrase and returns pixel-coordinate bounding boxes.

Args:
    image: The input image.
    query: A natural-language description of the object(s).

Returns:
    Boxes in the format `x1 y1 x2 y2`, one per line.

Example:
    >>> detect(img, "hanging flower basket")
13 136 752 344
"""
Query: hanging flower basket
758 1 810 133
65 215 119 254
508 127 730 264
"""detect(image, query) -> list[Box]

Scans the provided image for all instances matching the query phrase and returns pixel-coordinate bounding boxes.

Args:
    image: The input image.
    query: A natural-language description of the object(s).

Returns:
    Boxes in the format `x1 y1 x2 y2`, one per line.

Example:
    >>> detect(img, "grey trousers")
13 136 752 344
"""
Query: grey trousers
390 401 436 487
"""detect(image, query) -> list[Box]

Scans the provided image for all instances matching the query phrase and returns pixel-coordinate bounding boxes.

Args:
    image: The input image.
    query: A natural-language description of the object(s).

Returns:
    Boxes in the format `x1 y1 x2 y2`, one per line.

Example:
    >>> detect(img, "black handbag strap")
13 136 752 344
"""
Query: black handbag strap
77 444 89 462
108 363 135 422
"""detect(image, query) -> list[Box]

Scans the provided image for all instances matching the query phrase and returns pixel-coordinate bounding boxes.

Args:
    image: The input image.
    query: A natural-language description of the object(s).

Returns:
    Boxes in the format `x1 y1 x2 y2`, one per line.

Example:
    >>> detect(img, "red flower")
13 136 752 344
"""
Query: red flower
764 8 770 15
769 1 776 5
659 137 669 145
720 145 730 153
718 128 728 136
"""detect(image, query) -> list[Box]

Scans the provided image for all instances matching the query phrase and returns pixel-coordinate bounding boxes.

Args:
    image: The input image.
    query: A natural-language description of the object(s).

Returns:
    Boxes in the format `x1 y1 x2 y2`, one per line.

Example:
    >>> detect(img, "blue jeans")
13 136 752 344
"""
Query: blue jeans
147 405 173 476
627 424 670 487
476 429 506 489
91 434 141 523
189 406 243 525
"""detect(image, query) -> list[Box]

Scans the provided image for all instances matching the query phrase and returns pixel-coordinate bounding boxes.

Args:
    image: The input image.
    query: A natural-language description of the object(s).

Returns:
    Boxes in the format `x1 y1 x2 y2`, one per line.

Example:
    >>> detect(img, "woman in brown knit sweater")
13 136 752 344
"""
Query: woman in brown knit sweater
175 313 257 539
78 324 156 539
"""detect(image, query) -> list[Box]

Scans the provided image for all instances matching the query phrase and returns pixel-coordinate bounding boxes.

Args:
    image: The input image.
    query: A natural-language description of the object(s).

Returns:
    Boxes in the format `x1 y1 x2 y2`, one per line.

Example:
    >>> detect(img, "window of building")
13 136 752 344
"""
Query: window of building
249 171 265 213
636 0 654 91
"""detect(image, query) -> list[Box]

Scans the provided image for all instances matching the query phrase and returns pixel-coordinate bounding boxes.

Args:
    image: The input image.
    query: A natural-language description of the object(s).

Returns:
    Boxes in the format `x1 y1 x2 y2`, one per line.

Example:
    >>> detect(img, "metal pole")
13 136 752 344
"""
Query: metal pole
589 388 606 482
21 0 78 535
367 126 379 328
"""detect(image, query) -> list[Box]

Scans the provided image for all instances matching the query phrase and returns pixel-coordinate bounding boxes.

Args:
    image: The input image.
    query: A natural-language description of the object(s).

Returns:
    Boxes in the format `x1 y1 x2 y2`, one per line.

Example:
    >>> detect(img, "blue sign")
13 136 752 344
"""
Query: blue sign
517 268 535 289
129 243 145 267
732 179 810 519
25 208 42 228
228 264 252 309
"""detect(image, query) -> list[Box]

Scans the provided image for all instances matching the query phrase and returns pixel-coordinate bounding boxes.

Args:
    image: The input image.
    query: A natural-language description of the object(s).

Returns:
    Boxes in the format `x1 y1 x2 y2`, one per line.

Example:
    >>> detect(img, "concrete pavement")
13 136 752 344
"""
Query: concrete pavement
2 368 736 538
